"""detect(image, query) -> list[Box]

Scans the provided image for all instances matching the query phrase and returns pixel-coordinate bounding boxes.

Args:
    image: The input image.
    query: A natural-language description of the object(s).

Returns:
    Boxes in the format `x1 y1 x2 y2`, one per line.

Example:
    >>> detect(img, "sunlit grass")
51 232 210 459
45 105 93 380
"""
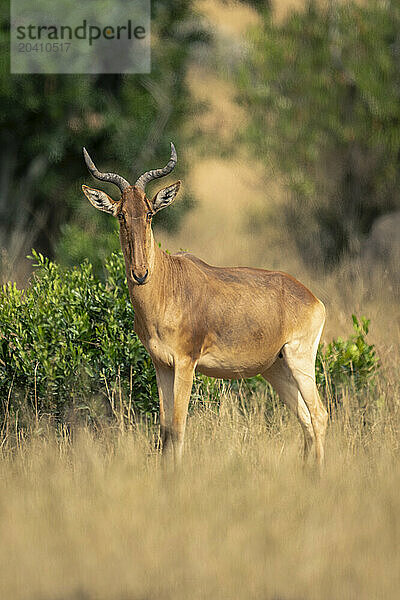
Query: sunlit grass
1 364 399 600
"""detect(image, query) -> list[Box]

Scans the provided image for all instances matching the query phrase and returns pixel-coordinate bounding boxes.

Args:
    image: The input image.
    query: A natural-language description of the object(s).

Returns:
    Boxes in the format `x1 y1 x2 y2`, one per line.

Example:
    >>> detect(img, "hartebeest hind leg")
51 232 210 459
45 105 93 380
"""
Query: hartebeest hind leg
283 346 328 469
283 320 328 469
264 313 328 468
263 360 315 462
155 360 195 463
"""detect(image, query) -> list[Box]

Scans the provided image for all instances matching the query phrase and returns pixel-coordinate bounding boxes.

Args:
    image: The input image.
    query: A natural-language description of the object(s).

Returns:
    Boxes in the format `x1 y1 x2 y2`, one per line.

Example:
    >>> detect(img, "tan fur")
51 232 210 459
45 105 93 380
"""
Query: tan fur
83 183 328 468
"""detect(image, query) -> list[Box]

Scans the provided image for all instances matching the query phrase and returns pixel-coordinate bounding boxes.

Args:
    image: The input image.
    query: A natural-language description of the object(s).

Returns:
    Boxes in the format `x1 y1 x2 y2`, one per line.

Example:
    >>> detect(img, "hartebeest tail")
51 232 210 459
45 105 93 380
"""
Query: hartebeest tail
82 143 328 468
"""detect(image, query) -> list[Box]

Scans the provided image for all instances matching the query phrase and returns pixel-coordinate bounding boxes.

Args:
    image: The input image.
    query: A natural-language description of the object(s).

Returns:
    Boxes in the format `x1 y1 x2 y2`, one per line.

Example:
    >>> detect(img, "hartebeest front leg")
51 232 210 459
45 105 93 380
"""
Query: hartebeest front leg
155 359 195 464
155 364 175 456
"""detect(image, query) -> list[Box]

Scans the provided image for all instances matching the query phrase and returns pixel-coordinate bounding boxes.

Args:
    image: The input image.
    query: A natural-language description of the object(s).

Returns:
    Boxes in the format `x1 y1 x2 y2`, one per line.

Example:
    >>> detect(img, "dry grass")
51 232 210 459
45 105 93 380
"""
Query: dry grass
1 372 399 600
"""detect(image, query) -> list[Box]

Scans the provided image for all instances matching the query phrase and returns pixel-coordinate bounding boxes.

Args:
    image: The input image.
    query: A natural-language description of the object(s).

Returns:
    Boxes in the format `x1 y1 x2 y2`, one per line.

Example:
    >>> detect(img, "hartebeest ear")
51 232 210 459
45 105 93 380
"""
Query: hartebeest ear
151 181 181 214
82 184 119 216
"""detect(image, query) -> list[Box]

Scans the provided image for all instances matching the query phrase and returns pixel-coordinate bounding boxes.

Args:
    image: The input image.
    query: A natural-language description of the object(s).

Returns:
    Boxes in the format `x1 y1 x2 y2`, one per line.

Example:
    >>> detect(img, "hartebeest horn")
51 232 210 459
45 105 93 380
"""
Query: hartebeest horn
134 142 177 191
83 148 130 192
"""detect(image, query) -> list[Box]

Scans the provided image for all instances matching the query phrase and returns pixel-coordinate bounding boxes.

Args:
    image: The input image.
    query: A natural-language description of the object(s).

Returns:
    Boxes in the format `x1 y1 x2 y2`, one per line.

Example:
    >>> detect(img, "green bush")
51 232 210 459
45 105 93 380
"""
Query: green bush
0 252 379 423
316 315 379 400
0 251 158 421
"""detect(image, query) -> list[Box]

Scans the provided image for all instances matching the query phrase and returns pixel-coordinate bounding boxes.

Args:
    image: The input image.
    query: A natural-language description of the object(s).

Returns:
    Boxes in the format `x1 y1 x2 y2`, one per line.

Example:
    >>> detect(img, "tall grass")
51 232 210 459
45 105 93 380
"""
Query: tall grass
1 361 399 600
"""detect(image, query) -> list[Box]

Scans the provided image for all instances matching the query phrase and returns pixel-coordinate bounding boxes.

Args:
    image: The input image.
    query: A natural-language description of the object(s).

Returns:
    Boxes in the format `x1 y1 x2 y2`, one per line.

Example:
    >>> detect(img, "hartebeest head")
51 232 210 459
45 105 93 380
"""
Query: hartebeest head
82 143 181 285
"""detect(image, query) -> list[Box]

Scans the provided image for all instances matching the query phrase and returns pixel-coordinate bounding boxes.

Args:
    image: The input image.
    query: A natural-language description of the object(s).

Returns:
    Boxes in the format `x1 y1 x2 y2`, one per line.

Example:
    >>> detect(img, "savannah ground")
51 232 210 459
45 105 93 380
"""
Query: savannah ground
1 1 400 598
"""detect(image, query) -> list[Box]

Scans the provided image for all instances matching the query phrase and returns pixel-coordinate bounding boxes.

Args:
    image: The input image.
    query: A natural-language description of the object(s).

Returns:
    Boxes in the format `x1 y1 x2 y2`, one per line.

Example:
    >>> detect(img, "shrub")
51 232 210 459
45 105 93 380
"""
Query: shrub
316 315 380 401
0 251 158 421
0 252 379 423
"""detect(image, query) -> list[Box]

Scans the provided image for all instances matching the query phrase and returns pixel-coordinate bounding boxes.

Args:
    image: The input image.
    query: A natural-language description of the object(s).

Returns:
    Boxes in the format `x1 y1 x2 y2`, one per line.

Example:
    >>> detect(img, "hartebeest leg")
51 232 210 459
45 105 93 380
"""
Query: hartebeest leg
263 360 315 462
155 364 175 456
171 360 196 463
283 339 328 470
155 360 195 463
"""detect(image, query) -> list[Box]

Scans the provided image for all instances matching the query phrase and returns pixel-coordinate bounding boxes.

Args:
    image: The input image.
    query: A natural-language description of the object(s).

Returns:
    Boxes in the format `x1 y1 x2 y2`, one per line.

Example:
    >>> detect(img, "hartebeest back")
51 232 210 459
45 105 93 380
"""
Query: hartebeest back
82 143 328 467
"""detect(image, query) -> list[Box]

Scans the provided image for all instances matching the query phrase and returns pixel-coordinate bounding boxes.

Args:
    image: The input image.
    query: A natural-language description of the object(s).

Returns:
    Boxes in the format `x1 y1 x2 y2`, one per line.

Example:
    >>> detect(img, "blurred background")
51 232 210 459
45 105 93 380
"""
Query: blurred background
0 0 399 342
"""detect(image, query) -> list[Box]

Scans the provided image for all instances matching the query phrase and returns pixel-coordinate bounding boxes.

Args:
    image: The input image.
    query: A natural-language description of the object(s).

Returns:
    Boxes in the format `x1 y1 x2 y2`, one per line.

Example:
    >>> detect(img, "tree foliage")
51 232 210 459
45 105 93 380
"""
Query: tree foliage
238 1 400 266
0 1 209 276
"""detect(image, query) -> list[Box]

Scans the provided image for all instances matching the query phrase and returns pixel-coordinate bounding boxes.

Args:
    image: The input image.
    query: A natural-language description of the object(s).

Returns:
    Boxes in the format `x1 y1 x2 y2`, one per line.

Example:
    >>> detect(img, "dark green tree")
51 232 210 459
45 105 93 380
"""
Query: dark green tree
0 0 209 277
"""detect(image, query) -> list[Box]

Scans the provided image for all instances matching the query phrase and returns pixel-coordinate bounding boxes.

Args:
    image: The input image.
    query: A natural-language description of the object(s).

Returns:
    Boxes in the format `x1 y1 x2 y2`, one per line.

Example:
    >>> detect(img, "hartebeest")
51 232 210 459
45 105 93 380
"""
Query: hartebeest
82 143 328 467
